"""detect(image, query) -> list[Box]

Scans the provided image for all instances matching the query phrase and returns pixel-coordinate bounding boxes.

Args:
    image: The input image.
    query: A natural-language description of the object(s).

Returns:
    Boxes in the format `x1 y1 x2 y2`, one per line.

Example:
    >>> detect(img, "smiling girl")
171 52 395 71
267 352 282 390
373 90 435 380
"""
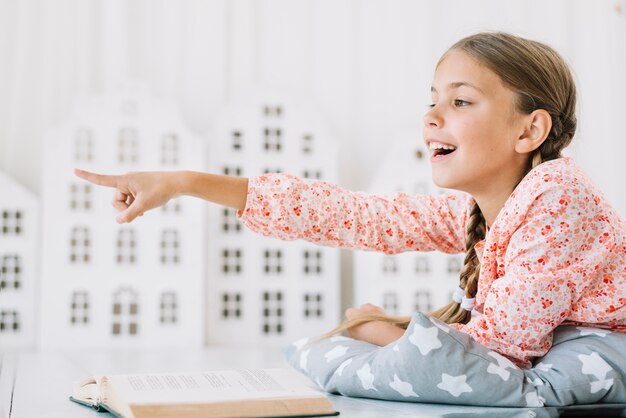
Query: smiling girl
76 31 625 369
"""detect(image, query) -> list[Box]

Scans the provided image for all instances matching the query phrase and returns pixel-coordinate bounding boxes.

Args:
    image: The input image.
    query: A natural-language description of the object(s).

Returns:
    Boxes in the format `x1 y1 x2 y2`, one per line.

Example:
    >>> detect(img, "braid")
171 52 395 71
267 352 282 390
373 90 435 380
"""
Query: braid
429 199 485 324
543 113 575 157
527 110 574 173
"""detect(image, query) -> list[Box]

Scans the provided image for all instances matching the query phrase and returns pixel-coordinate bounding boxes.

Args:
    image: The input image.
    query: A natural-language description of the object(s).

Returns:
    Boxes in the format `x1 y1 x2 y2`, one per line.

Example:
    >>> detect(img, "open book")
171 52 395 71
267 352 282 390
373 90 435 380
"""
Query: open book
70 367 339 418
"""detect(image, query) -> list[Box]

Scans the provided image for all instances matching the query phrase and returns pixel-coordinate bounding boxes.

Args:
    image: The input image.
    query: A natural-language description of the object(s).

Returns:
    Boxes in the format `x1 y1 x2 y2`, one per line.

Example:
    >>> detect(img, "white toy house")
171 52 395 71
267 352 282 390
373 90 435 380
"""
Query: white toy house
353 131 466 316
0 171 38 348
206 87 341 346
38 83 205 348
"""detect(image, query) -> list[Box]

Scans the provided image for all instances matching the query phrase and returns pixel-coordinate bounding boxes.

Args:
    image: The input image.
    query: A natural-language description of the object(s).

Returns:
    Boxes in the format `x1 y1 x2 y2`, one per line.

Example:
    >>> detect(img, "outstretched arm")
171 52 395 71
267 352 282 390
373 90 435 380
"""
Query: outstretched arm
74 169 248 224
77 169 471 255
237 173 472 255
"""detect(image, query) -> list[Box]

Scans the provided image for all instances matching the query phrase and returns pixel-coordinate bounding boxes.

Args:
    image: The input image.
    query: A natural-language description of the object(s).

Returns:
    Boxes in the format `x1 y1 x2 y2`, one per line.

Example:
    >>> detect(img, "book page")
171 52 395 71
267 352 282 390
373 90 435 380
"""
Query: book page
105 368 323 405
72 376 101 405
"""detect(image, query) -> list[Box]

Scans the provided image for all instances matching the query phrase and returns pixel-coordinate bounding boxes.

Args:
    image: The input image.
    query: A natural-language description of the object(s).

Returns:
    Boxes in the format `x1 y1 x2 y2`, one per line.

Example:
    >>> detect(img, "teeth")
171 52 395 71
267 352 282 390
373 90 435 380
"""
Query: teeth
429 142 457 151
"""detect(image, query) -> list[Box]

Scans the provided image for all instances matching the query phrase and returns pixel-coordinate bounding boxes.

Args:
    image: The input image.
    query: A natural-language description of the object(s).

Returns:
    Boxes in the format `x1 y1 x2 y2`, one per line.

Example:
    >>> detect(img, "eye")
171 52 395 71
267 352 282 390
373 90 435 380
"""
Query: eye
455 99 470 107
427 103 436 109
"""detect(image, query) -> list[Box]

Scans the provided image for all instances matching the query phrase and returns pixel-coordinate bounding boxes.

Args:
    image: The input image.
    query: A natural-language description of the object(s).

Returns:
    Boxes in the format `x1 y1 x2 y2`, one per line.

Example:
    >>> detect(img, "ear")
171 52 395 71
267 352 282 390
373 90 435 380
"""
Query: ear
515 109 552 154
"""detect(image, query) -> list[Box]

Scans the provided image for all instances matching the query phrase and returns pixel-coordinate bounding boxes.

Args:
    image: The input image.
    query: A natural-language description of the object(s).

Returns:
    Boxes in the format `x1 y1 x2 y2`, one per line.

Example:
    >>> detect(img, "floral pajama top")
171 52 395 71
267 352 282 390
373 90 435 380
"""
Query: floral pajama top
237 156 626 368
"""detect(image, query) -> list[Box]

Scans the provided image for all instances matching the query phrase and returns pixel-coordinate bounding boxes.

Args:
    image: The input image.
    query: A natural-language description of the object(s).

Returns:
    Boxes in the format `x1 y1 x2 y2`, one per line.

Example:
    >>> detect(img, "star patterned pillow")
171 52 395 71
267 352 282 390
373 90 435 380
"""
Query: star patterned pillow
285 312 626 408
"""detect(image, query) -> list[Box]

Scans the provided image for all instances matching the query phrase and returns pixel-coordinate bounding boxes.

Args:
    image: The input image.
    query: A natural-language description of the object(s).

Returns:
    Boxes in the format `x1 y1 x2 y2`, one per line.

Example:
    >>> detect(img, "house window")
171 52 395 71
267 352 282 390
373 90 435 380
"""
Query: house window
75 128 93 162
116 228 136 265
303 293 323 318
160 229 179 264
231 130 243 151
112 287 139 336
221 293 242 319
262 105 282 118
161 133 179 166
414 290 432 312
382 292 398 315
222 166 243 176
262 168 282 174
263 249 282 274
70 291 89 325
0 310 19 332
303 250 322 275
160 292 177 324
447 257 462 274
118 128 139 164
1 255 21 289
161 199 181 214
1 210 23 235
302 170 322 180
70 183 92 211
302 134 313 154
1 255 21 290
415 256 430 274
70 227 91 264
222 249 242 274
382 256 398 274
261 291 283 335
222 208 241 233
262 127 282 152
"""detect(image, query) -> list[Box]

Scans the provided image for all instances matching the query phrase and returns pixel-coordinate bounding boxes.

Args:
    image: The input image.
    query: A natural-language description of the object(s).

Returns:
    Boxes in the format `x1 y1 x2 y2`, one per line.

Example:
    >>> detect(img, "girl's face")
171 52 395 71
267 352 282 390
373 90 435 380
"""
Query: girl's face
423 49 529 196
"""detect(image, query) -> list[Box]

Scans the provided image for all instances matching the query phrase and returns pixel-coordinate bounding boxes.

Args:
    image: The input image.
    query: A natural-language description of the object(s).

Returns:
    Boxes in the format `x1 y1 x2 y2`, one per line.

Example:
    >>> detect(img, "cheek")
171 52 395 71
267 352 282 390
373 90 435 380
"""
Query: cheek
453 118 483 148
455 115 510 155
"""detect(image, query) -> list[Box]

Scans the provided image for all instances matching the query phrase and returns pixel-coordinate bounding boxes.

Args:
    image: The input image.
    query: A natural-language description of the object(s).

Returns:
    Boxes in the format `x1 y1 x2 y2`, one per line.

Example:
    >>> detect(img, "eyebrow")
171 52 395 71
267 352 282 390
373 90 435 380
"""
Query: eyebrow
431 82 484 94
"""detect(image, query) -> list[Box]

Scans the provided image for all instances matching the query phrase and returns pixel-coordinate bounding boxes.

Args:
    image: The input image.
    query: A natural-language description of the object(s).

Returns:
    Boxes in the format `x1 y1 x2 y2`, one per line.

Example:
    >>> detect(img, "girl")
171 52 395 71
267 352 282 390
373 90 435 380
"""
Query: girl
76 31 625 370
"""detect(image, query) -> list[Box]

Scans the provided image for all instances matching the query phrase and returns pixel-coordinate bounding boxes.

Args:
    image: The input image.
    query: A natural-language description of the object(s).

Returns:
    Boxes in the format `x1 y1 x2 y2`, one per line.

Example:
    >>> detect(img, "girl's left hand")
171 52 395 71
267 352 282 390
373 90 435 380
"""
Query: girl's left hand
344 303 405 346
344 303 386 321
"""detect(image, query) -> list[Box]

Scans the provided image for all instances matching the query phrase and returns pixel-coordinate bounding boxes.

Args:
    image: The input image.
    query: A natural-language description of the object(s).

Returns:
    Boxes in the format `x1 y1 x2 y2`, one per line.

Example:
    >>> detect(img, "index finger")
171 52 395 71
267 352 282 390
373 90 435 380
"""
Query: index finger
74 168 120 188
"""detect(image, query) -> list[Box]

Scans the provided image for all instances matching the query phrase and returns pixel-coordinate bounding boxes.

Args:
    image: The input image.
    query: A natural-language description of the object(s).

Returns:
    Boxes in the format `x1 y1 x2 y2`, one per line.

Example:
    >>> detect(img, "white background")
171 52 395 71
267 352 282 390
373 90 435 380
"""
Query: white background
1 0 625 307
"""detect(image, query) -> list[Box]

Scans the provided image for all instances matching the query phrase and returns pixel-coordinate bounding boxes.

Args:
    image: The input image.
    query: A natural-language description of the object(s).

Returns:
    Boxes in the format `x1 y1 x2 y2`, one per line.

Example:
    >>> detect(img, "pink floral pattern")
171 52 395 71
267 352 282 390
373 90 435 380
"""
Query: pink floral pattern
237 157 626 368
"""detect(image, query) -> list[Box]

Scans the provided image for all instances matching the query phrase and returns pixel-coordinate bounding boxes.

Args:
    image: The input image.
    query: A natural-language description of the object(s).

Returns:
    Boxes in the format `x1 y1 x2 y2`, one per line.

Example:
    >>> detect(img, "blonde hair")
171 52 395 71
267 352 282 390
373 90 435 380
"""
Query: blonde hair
322 31 577 339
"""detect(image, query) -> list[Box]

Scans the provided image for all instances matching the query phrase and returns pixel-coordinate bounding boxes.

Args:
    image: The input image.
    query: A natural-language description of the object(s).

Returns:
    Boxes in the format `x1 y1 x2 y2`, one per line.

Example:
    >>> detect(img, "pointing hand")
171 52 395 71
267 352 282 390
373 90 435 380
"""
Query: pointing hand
74 168 180 224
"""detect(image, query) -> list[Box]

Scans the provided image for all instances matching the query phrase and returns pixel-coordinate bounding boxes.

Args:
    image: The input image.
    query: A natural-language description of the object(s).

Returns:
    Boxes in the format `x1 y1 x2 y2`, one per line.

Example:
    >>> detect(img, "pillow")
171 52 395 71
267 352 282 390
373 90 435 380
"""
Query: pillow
527 324 626 406
284 312 626 408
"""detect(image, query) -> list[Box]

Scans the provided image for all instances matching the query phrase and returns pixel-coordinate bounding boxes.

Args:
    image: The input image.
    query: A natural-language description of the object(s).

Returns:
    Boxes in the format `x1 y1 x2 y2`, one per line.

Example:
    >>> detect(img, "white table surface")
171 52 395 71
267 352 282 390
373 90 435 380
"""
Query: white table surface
2 348 625 418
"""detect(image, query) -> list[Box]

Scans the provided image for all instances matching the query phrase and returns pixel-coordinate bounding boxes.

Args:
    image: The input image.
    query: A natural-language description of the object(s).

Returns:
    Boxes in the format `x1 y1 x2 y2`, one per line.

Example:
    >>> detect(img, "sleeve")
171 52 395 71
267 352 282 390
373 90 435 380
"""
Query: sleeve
236 173 473 255
451 184 618 368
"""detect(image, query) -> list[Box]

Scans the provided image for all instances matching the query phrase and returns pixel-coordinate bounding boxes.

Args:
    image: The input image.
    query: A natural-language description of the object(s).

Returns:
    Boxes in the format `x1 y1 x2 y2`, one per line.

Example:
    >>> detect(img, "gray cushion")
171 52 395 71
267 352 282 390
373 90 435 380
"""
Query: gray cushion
284 312 626 408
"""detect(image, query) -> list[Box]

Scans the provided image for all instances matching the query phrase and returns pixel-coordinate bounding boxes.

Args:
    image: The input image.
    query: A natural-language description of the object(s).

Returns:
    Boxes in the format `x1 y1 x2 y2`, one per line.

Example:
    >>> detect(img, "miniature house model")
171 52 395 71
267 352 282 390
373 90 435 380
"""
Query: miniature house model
38 83 205 348
206 87 341 346
353 131 466 316
0 171 38 348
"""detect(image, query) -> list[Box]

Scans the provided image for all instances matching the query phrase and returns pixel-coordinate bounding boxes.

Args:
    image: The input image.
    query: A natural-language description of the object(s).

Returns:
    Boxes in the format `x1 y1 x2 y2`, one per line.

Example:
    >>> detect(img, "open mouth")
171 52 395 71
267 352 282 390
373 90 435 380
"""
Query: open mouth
428 141 458 158
434 148 456 157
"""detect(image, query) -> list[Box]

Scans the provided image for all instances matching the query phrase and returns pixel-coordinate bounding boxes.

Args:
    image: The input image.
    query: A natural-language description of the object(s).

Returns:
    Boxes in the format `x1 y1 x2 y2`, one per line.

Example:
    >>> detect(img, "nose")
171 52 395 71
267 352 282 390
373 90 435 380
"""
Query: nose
423 107 441 128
